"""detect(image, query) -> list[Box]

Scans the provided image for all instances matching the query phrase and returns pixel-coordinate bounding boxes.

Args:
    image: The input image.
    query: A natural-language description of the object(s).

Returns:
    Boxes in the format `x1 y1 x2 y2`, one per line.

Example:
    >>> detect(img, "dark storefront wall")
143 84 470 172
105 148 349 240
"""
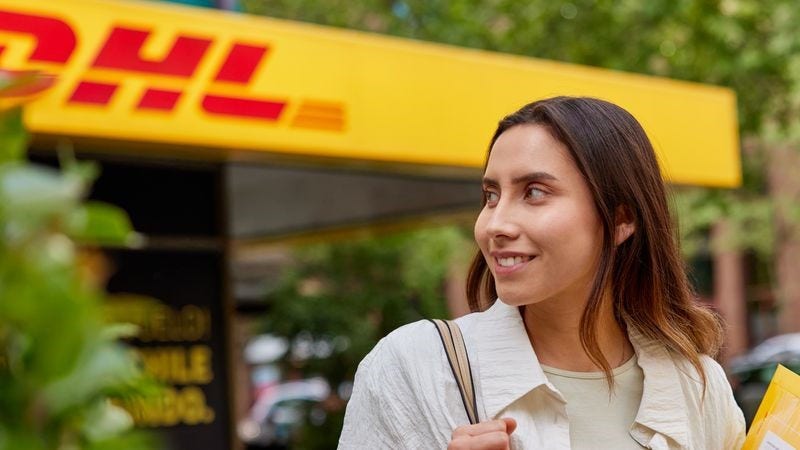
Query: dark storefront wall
95 159 232 449
105 249 230 449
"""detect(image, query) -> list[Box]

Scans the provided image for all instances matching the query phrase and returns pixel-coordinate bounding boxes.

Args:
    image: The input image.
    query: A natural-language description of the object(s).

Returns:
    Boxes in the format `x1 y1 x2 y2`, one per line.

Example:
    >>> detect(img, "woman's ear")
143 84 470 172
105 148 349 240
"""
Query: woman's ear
614 205 636 246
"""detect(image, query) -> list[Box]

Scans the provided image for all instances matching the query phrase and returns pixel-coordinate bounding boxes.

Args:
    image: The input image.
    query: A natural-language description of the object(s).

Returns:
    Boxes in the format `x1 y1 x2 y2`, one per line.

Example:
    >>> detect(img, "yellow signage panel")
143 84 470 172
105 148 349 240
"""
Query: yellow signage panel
0 0 739 186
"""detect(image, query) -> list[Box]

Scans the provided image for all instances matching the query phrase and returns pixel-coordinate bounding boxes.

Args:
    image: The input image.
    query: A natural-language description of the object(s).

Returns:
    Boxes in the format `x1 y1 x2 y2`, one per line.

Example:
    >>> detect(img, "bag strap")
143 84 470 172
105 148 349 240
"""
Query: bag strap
428 319 479 425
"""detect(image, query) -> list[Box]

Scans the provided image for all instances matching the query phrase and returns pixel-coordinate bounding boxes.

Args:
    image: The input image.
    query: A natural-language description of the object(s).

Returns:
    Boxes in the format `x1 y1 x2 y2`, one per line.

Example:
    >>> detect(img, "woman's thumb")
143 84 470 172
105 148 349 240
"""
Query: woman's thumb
502 417 517 434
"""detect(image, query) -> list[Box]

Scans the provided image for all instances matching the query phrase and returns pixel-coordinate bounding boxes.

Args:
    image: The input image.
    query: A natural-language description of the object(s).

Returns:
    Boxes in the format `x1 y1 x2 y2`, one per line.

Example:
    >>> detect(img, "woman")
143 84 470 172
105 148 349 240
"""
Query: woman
338 97 745 449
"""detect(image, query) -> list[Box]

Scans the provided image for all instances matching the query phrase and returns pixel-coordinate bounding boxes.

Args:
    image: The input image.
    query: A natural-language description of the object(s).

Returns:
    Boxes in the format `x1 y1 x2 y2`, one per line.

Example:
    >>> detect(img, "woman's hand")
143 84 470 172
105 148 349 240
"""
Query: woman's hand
448 418 517 450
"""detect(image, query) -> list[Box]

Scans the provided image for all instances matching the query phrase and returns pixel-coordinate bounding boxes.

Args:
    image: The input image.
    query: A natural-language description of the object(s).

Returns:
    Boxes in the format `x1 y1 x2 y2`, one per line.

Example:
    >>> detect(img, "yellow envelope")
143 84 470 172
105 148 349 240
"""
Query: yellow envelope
743 364 800 449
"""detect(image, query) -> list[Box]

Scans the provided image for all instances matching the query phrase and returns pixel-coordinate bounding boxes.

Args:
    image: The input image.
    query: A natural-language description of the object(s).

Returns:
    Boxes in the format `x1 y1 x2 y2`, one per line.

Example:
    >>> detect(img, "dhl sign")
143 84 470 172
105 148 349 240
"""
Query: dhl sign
1 0 740 187
0 7 341 129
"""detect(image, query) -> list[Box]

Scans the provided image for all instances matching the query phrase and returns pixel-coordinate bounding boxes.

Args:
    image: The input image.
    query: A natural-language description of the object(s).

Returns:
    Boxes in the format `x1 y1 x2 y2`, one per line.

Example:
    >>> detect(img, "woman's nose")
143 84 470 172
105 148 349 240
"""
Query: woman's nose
485 205 520 240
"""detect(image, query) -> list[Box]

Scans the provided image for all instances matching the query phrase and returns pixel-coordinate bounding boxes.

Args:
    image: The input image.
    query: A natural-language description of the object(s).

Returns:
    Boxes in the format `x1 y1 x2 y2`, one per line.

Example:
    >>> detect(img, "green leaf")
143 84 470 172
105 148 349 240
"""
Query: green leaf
60 153 100 186
0 163 83 218
43 342 142 416
65 202 139 247
0 109 27 164
82 400 134 442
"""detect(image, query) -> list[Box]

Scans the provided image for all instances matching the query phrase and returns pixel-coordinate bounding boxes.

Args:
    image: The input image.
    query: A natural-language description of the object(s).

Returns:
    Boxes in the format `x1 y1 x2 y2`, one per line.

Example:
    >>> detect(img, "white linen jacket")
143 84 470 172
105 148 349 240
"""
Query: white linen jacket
338 299 746 450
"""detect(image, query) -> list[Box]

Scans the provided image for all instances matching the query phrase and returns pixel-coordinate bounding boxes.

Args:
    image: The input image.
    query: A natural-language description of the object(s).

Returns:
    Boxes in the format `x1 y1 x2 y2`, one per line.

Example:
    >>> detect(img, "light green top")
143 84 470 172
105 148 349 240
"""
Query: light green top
542 355 646 450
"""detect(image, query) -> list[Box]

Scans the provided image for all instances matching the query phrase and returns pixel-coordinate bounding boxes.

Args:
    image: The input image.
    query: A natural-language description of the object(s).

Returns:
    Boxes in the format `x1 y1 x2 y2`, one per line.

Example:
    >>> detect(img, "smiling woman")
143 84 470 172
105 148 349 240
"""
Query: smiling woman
337 97 745 450
474 124 605 325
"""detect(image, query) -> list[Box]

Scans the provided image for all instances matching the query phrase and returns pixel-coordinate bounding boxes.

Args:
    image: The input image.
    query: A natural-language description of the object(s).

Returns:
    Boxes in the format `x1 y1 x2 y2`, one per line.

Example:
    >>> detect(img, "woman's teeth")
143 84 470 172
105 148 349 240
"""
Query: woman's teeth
497 256 530 267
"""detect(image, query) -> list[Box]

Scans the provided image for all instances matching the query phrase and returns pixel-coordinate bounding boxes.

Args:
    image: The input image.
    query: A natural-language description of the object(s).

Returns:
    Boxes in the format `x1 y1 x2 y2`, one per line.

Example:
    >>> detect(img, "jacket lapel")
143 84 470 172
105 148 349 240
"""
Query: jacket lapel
629 328 690 449
467 299 550 420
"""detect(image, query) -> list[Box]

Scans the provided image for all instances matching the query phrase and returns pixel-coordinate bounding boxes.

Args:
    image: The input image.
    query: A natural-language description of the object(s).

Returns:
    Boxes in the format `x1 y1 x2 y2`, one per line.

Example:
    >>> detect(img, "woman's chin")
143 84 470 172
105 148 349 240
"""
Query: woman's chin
496 290 539 307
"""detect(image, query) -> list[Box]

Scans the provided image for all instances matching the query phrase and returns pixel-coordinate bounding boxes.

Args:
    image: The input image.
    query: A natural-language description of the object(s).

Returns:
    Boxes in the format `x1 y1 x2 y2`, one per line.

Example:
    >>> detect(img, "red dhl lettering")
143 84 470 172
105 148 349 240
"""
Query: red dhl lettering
92 27 212 78
214 43 267 84
0 10 75 63
69 80 117 104
0 7 345 131
138 88 182 111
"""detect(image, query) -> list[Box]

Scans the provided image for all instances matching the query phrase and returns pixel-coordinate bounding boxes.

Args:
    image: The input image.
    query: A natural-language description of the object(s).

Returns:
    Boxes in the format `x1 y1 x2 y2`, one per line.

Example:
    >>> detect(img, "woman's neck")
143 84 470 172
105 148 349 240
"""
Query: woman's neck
521 296 633 372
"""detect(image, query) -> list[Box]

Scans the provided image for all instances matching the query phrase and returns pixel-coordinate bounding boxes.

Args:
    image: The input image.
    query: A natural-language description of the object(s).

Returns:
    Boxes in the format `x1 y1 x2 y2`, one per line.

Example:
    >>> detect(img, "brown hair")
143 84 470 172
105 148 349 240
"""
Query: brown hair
466 96 723 387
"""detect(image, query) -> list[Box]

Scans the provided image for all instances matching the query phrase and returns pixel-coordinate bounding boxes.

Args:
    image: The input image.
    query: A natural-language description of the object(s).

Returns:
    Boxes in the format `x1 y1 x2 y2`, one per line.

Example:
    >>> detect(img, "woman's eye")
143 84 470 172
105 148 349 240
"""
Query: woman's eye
483 190 499 204
525 186 546 200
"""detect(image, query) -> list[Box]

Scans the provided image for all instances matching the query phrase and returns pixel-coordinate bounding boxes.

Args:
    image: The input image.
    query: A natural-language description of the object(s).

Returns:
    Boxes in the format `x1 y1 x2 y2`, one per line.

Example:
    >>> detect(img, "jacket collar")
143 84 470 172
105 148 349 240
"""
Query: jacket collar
628 327 690 449
471 299 550 419
469 299 689 449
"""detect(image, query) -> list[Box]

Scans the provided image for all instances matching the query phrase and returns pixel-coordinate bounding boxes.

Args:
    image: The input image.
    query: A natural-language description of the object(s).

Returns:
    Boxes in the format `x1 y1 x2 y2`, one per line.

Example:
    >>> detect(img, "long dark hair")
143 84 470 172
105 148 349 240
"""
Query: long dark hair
466 96 723 386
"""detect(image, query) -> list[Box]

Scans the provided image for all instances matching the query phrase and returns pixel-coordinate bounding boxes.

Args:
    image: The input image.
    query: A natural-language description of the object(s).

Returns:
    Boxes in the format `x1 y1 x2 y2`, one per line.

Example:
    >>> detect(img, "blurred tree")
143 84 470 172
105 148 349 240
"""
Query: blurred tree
259 226 469 449
0 70 159 450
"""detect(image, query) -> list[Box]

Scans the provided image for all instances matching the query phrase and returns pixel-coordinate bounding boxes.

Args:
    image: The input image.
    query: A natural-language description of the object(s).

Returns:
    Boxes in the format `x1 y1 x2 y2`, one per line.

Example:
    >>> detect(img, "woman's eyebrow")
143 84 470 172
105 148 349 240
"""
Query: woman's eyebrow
482 172 558 186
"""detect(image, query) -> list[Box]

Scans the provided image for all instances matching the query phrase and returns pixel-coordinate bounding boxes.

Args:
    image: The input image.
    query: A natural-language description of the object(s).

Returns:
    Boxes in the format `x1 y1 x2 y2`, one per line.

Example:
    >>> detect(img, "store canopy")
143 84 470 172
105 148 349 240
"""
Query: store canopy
1 0 739 187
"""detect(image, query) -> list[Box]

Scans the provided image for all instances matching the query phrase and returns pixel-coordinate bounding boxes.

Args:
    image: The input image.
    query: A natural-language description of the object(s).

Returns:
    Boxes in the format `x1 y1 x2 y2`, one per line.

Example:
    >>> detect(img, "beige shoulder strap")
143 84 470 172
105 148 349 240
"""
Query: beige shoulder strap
429 318 479 424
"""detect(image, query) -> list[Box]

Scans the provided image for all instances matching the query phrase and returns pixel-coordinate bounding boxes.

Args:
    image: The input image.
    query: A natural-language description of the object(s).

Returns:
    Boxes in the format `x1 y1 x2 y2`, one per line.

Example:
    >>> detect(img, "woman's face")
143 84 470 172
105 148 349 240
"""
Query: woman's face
474 124 604 308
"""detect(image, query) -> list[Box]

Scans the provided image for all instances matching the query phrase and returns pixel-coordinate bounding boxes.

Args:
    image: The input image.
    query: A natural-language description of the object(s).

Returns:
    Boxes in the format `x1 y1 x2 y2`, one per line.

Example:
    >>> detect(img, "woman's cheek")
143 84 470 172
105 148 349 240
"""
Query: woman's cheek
474 210 488 245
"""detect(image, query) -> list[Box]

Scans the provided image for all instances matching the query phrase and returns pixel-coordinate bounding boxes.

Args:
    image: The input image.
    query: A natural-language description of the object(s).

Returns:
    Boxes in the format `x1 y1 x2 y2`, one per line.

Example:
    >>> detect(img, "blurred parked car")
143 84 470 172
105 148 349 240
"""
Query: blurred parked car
238 377 331 450
729 333 800 427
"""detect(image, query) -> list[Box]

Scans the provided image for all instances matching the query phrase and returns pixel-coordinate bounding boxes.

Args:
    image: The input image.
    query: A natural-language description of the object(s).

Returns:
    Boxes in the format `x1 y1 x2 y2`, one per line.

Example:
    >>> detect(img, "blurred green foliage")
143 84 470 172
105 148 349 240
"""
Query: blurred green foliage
261 226 470 448
0 73 158 450
265 226 468 379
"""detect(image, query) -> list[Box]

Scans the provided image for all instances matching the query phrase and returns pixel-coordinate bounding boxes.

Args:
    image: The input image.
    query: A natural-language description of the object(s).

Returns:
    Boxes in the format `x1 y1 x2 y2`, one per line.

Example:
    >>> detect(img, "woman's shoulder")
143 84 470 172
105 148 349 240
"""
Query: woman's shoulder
629 328 731 388
668 351 731 390
347 319 461 419
684 355 746 446
342 317 473 449
355 319 440 379
697 354 731 385
356 311 487 386
385 318 442 345
370 311 485 361
631 331 740 408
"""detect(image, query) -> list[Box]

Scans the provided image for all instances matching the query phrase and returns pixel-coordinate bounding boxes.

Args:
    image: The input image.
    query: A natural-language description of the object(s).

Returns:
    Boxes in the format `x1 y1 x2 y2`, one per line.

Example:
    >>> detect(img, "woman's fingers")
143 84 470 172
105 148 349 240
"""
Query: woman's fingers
451 419 510 438
448 431 510 450
448 418 517 450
